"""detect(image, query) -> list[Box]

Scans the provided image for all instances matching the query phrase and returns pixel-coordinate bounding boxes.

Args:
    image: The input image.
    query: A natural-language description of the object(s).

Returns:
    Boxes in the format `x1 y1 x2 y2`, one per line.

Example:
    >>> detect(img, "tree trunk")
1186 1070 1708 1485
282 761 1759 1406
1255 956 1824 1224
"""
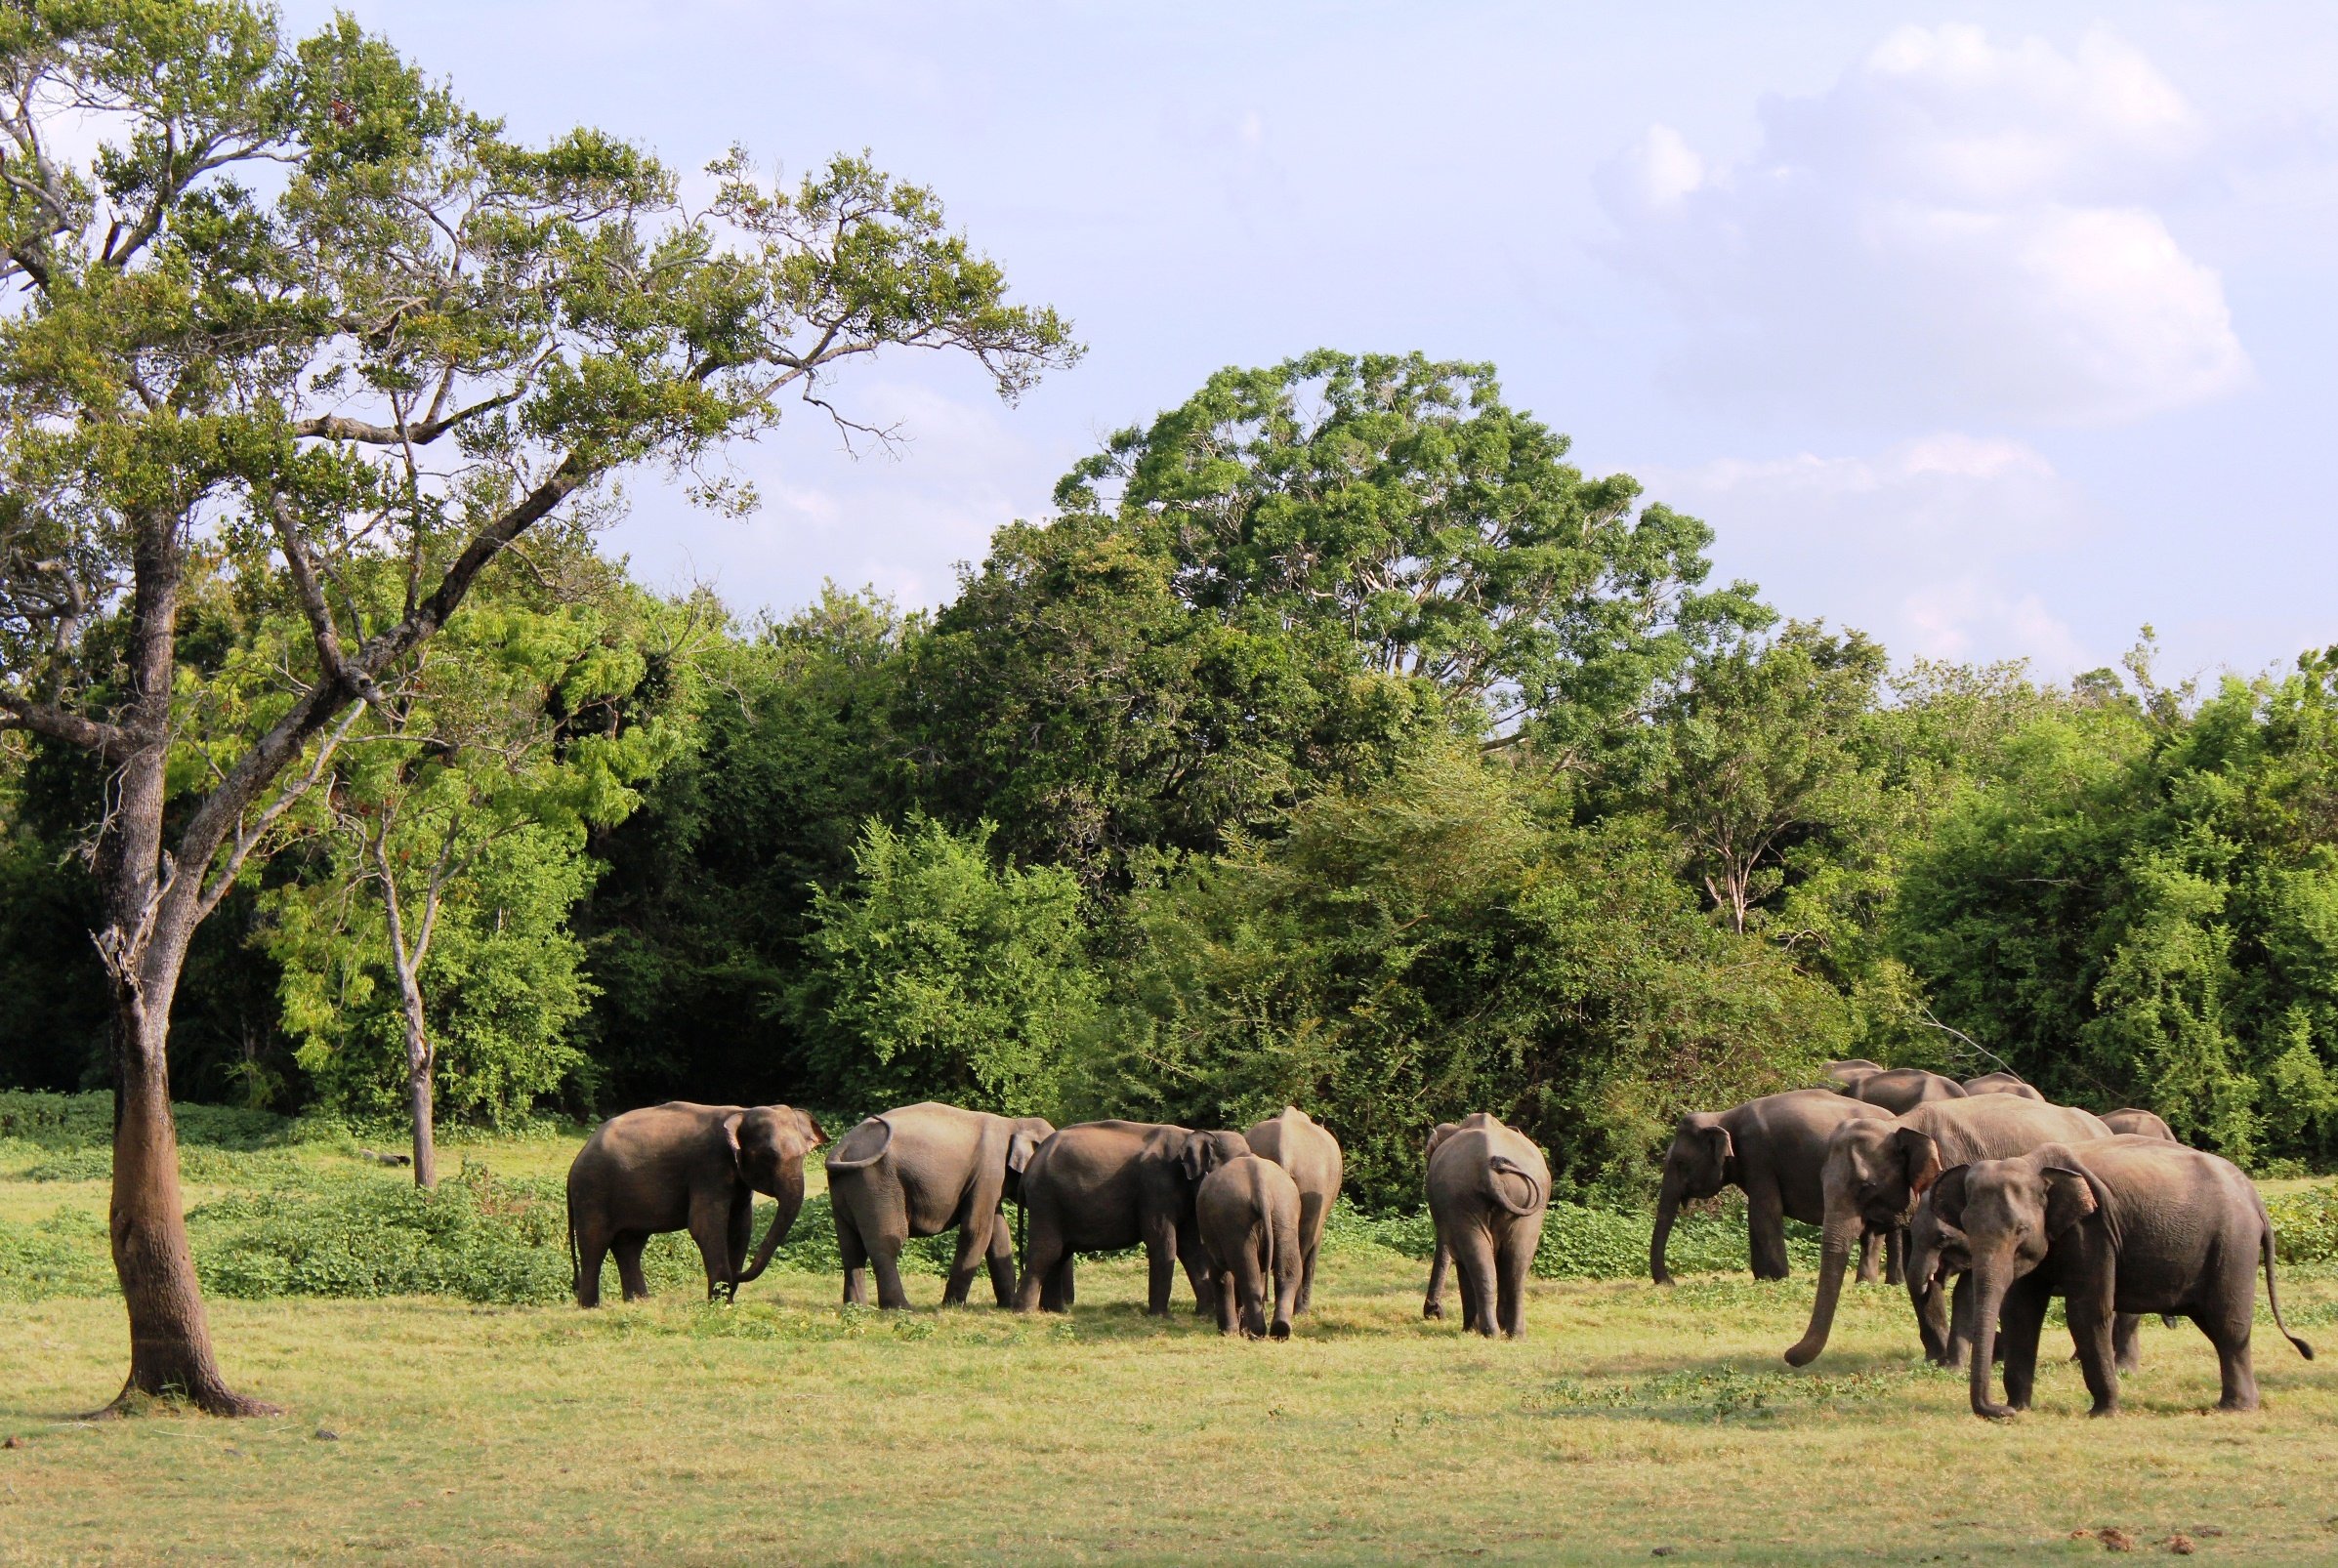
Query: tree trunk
92 523 274 1417
397 972 437 1190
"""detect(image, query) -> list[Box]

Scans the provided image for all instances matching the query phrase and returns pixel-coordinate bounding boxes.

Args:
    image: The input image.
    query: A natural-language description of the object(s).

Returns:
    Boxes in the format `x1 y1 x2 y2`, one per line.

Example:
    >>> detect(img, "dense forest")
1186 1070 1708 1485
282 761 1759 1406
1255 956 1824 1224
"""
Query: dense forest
6 348 2332 1205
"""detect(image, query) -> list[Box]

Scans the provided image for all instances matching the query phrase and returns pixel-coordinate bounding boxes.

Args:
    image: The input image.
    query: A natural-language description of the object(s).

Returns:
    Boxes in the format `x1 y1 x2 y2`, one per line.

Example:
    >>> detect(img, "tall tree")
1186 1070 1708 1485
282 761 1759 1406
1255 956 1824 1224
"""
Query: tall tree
0 2 1073 1413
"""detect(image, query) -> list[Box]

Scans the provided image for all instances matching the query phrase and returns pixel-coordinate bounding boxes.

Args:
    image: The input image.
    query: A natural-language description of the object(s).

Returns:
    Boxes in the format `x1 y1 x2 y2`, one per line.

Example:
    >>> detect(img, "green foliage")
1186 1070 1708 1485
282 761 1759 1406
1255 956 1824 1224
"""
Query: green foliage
791 818 1101 1116
2269 1184 2338 1265
1895 643 2338 1163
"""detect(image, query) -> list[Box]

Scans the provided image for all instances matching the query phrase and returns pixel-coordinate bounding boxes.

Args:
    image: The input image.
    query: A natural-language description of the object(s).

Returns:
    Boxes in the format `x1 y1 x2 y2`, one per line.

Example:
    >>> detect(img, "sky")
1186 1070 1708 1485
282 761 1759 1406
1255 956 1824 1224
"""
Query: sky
289 1 2338 683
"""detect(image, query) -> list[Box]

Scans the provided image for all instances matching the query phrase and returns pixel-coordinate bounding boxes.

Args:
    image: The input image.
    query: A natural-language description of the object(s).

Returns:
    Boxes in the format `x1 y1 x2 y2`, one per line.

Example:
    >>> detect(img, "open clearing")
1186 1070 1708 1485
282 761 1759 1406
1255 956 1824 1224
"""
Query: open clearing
4 1135 2337 1565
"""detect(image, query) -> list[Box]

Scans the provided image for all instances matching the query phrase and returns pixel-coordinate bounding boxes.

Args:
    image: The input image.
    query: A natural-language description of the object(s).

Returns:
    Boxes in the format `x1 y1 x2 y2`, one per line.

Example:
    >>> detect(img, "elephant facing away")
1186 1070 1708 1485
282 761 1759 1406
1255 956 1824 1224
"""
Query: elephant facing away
2101 1107 2177 1141
1651 1090 1896 1286
1012 1122 1251 1316
566 1102 826 1306
1826 1062 1969 1114
1962 1072 2044 1100
1937 1136 2314 1417
1423 1113 1550 1340
1196 1152 1303 1339
1244 1106 1343 1313
824 1102 1056 1309
1783 1095 2109 1367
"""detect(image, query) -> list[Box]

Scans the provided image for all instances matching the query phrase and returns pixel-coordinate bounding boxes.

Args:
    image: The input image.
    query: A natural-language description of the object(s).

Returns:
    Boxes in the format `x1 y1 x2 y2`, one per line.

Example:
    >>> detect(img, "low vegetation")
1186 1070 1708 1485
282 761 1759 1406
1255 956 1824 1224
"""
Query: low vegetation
4 1112 2336 1564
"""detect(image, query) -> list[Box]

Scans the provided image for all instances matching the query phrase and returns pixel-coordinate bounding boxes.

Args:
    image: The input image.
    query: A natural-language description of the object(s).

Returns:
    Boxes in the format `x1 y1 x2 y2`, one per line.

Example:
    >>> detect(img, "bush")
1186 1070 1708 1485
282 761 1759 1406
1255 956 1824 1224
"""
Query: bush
2269 1183 2338 1265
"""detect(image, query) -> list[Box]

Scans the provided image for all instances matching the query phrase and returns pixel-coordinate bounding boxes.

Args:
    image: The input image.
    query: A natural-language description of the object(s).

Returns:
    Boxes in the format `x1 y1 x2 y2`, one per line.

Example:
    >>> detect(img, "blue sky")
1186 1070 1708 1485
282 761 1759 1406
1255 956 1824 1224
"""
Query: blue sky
295 2 2338 682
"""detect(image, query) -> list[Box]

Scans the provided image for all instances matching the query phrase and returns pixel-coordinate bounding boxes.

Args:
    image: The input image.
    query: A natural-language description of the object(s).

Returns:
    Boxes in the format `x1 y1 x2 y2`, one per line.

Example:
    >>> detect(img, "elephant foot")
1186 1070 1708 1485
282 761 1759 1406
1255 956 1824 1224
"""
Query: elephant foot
2088 1401 2123 1418
1423 1301 1443 1320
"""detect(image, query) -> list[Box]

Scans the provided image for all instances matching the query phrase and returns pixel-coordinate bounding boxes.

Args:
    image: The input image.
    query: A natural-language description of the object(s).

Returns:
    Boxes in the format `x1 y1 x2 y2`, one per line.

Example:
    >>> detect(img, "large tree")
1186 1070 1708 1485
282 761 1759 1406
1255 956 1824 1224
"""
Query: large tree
0 1 1072 1413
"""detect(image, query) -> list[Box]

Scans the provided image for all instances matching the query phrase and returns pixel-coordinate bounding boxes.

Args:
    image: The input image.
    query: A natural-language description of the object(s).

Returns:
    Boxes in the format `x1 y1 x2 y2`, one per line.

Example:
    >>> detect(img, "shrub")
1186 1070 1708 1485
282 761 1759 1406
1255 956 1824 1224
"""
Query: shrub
2268 1183 2338 1265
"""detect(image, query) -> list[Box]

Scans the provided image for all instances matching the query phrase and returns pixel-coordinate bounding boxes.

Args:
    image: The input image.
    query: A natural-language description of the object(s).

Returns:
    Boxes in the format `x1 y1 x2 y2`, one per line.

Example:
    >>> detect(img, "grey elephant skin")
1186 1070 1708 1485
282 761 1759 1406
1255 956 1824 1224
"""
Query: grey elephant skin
1783 1094 2109 1366
1244 1106 1343 1313
566 1101 826 1306
1962 1072 2044 1100
1651 1090 1897 1286
824 1102 1056 1309
1905 1172 2140 1374
1012 1121 1250 1315
2101 1107 2177 1141
1937 1136 2314 1417
1197 1152 1303 1339
1422 1113 1550 1339
1824 1060 1969 1114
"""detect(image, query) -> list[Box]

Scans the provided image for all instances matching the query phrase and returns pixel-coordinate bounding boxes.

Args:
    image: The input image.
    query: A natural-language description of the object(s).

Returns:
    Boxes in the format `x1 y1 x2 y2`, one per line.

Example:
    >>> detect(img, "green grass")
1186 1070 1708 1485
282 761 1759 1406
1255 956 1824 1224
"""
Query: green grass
4 1094 2337 1564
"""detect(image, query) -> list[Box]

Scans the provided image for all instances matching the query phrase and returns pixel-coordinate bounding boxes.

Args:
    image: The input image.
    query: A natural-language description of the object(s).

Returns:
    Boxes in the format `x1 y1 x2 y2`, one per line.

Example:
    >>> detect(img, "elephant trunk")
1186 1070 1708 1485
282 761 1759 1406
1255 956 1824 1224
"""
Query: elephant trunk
734 1164 807 1286
1967 1257 2017 1419
1650 1172 1684 1287
1782 1210 1863 1367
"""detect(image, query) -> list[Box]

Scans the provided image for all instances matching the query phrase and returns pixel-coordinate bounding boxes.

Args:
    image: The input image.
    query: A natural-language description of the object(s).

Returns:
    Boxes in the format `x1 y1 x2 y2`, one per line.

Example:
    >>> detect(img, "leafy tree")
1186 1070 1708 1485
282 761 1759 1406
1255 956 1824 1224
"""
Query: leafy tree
1056 350 1769 757
261 556 687 1184
789 816 1099 1116
0 2 1073 1413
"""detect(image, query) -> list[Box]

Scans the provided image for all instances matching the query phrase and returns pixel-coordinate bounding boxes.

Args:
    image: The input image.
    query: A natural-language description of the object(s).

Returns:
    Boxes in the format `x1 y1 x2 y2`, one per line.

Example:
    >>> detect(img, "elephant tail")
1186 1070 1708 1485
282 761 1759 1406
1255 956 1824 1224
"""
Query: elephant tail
824 1115 896 1174
2261 1221 2315 1361
1485 1155 1543 1218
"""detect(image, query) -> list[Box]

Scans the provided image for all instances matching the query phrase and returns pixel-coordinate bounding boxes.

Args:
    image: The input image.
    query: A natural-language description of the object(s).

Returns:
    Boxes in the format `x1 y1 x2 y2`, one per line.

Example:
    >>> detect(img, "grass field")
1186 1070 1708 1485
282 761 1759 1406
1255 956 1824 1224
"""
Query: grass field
4 1110 2337 1565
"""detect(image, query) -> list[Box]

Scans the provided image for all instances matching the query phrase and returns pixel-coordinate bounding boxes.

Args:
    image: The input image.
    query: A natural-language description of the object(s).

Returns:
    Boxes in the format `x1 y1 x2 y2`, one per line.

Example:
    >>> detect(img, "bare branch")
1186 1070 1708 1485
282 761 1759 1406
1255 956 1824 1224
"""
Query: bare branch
0 690 132 760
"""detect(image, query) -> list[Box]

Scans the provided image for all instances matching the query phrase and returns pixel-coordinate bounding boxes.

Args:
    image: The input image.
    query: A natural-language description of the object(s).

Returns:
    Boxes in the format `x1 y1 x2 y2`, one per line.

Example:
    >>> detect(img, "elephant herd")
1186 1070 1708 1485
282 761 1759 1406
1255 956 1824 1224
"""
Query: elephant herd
1655 1061 2314 1418
564 1065 2315 1414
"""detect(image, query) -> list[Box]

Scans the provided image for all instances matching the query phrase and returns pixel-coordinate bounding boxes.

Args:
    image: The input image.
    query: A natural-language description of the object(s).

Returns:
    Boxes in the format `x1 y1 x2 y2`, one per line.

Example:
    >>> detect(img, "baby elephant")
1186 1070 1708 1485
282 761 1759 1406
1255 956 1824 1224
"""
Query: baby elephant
1196 1152 1303 1339
1936 1135 2315 1418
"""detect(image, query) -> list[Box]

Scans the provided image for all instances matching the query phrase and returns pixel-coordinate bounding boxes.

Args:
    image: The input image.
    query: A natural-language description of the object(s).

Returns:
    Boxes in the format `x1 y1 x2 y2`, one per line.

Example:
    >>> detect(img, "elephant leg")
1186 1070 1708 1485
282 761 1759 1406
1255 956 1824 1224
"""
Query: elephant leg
1013 1216 1067 1314
1143 1213 1180 1317
613 1234 650 1301
2201 1290 2261 1411
1885 1226 1905 1289
1939 1272 1973 1370
728 1190 754 1294
1453 1224 1500 1339
1496 1218 1537 1340
689 1191 738 1301
1423 1233 1451 1321
1745 1176 1790 1281
839 1217 871 1307
1294 1193 1326 1314
1856 1226 1884 1286
1053 1256 1075 1310
940 1207 991 1308
1236 1234 1270 1340
984 1208 1018 1307
867 1228 911 1311
2113 1312 2143 1376
1998 1275 2051 1412
1272 1206 1302 1340
1178 1212 1214 1317
1914 1272 1950 1366
2067 1296 2122 1417
575 1226 610 1308
1214 1248 1240 1335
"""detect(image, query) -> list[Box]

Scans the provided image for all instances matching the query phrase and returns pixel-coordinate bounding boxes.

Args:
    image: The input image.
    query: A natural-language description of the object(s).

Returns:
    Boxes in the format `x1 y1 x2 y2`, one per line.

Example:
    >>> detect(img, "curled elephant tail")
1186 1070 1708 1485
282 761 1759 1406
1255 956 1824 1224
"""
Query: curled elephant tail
2262 1222 2316 1361
823 1115 896 1174
1485 1155 1543 1218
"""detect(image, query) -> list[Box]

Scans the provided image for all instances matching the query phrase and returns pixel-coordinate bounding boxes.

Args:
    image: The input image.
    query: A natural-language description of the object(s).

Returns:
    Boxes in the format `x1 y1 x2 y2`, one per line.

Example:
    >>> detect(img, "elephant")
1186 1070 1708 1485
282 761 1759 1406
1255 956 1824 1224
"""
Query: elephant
1962 1072 2044 1100
1244 1106 1343 1313
1782 1094 2109 1367
565 1101 826 1306
1422 1113 1550 1340
1936 1136 2314 1417
1826 1062 1969 1113
1905 1175 2141 1374
1650 1090 1898 1286
1011 1121 1251 1316
1196 1152 1303 1339
2101 1107 2177 1141
823 1102 1056 1309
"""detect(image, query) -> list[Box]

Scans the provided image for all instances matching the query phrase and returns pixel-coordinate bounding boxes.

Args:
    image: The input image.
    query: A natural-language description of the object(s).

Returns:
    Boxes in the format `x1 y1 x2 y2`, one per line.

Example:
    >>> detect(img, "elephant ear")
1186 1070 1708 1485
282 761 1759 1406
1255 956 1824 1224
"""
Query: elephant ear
1696 1120 1733 1176
1007 1129 1040 1176
789 1108 828 1149
1179 1132 1214 1184
1424 1122 1460 1165
1895 1127 1944 1196
2040 1165 2099 1238
721 1112 747 1176
1929 1164 1972 1232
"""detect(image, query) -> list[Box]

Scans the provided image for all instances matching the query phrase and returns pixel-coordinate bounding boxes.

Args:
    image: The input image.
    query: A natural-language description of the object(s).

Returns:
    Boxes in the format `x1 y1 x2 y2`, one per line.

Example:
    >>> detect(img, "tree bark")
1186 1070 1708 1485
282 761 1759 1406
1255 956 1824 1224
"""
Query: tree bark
93 521 274 1417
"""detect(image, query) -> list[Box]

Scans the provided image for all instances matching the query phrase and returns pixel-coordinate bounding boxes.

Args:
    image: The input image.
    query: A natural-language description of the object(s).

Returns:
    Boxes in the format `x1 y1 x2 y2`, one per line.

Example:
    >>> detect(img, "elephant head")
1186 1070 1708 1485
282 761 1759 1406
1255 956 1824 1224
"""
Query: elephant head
1179 1129 1251 1186
1783 1120 1942 1366
1928 1146 2100 1418
1650 1112 1734 1286
729 1104 827 1284
1004 1117 1056 1202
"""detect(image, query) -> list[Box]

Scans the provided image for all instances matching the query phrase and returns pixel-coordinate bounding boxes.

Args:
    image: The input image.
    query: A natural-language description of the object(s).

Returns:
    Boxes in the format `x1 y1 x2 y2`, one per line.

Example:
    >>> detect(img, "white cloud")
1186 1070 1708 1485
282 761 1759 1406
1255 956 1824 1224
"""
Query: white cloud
1603 25 2249 427
1649 434 2096 672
